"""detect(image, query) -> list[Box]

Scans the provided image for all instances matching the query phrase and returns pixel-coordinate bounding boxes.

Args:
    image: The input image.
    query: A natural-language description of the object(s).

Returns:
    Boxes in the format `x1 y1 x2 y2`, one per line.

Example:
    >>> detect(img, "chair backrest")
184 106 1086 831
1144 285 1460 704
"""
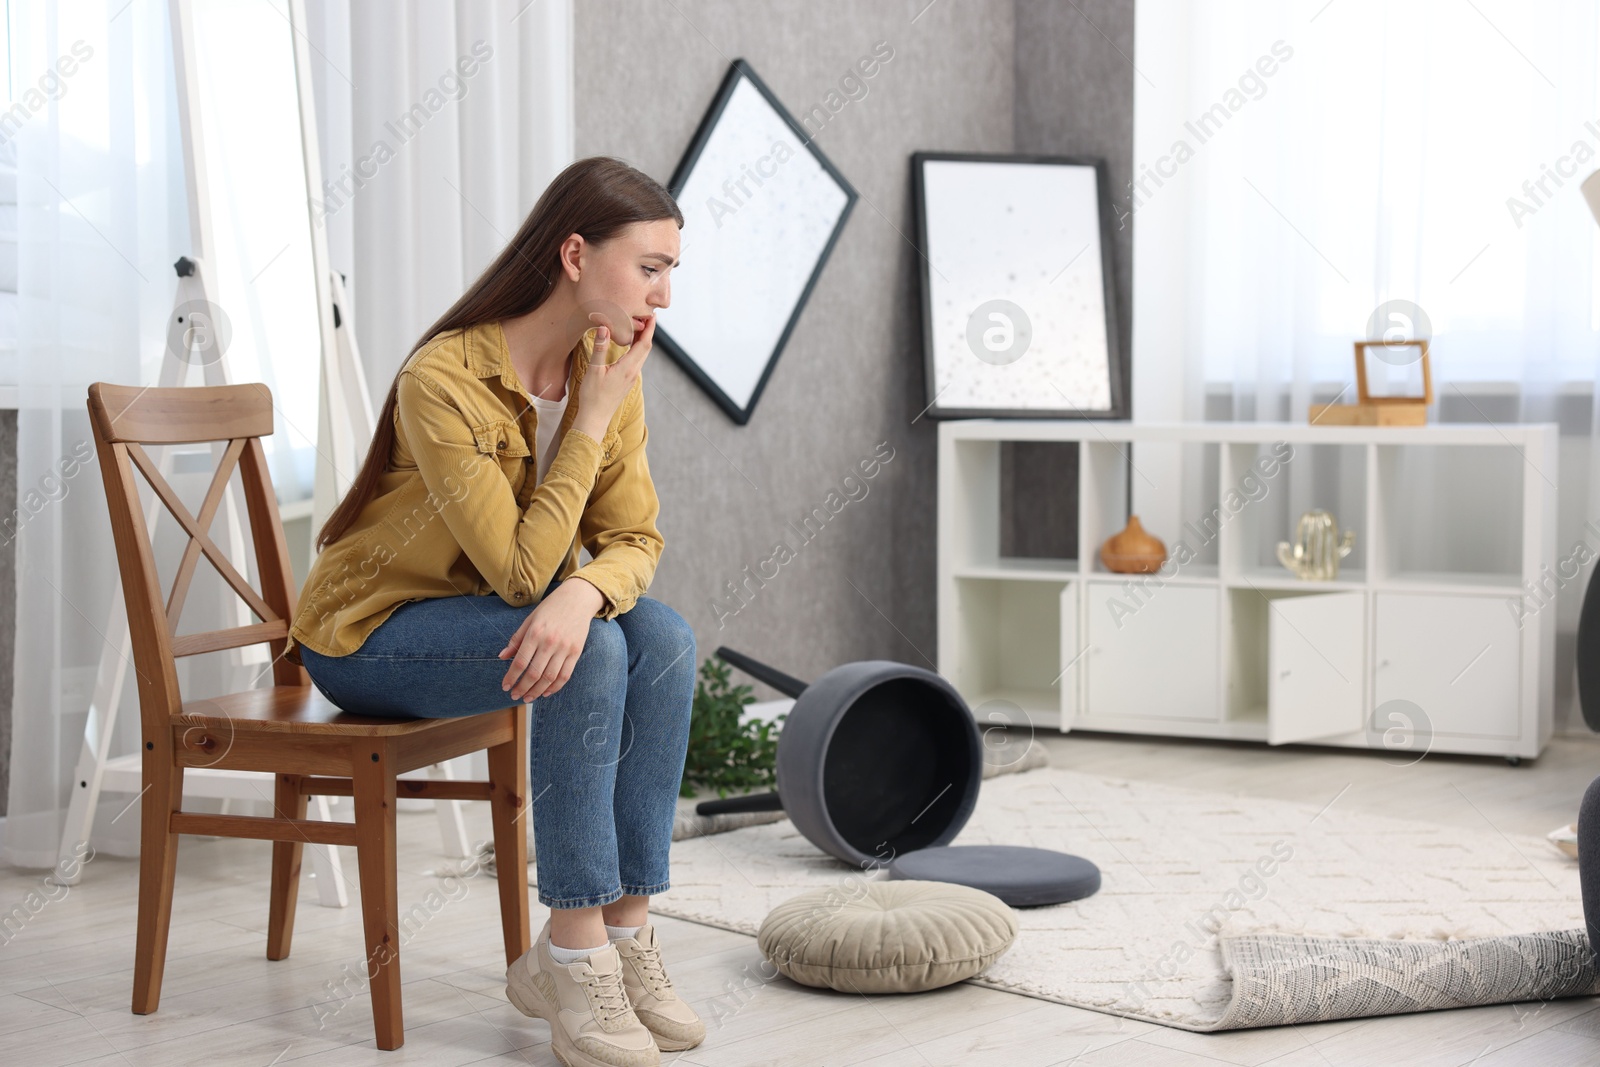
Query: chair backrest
86 381 310 738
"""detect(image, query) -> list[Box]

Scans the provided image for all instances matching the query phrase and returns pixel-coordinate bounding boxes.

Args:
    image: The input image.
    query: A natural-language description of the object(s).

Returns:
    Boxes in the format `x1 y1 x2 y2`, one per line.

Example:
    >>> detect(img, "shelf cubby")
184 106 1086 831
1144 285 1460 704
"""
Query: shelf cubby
1223 441 1367 586
1372 443 1524 588
946 437 1078 574
1089 440 1222 578
946 576 1070 729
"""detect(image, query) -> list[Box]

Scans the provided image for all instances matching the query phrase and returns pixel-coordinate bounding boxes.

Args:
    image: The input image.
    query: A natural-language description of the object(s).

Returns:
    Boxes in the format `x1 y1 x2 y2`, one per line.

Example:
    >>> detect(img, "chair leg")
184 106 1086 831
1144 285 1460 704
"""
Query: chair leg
131 758 184 1015
353 743 403 1050
267 773 307 960
487 706 531 966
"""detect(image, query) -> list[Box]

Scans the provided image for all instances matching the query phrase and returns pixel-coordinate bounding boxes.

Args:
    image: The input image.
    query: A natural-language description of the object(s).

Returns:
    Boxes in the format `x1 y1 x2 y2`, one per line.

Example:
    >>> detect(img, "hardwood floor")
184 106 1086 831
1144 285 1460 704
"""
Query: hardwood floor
3 730 1598 1066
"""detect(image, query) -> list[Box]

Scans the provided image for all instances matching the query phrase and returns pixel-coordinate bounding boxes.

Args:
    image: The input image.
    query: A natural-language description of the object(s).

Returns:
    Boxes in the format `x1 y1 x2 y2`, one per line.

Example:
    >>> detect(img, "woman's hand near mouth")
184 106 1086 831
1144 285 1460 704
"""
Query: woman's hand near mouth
574 312 654 439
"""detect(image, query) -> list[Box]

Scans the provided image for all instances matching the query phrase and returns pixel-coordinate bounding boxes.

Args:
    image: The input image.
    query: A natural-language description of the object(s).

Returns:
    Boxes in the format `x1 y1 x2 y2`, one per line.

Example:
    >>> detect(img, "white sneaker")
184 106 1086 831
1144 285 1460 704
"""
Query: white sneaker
506 918 660 1067
612 923 706 1051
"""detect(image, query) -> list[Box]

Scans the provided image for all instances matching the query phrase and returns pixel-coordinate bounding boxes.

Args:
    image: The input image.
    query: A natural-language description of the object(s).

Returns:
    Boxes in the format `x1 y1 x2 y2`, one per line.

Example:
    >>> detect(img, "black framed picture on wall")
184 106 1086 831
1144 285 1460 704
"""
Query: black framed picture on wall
912 151 1127 419
655 58 858 425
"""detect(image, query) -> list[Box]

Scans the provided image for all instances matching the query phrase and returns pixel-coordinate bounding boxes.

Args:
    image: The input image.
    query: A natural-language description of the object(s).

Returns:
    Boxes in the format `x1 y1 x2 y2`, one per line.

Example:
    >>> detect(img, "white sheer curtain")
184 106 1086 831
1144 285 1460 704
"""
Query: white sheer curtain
2 0 574 868
1135 0 1600 417
3 0 187 866
1133 0 1600 733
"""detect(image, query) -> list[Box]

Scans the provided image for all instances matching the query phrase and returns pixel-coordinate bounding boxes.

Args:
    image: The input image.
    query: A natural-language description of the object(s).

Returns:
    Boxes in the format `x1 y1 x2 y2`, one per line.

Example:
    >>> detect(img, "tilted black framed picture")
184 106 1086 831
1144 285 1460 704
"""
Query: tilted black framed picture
655 58 858 425
912 151 1127 419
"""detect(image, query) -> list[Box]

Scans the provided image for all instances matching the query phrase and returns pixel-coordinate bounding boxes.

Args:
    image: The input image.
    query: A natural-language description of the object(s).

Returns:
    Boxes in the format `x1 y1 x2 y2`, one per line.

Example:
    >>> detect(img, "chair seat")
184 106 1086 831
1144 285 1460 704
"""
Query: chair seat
179 685 454 735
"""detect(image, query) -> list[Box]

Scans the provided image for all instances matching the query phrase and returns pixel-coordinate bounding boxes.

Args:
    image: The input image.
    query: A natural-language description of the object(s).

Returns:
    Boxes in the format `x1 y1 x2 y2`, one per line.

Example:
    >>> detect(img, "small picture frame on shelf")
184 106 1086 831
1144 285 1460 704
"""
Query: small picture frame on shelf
1308 340 1433 425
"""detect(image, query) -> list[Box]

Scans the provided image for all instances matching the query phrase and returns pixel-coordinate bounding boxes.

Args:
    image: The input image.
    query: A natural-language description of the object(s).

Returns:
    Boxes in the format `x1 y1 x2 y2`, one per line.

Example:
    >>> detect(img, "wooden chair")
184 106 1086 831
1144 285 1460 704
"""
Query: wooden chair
86 381 530 1051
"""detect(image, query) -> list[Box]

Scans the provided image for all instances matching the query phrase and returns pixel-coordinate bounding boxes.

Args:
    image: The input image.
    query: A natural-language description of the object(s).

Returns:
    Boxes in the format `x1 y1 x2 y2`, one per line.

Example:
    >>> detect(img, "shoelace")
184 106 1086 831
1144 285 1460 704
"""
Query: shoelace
626 942 673 997
582 965 634 1026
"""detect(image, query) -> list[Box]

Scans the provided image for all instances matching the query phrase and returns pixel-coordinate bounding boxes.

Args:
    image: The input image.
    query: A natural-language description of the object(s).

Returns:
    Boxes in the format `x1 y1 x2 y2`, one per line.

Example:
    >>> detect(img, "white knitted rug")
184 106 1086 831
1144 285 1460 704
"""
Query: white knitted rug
649 767 1600 1030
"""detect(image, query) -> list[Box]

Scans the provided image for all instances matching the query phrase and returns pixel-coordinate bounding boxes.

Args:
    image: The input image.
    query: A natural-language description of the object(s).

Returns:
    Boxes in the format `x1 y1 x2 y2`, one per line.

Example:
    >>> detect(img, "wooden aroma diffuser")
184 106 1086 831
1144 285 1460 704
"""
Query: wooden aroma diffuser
1100 515 1166 574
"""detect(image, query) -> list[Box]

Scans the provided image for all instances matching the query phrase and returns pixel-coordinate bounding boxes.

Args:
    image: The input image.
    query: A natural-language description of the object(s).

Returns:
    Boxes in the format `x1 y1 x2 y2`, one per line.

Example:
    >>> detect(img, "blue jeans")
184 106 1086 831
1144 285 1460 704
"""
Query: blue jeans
297 581 696 910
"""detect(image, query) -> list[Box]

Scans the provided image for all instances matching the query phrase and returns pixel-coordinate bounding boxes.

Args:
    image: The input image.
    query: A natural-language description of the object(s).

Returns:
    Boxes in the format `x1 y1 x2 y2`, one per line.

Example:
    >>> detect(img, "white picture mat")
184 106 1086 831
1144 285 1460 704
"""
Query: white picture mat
923 159 1113 412
659 76 850 409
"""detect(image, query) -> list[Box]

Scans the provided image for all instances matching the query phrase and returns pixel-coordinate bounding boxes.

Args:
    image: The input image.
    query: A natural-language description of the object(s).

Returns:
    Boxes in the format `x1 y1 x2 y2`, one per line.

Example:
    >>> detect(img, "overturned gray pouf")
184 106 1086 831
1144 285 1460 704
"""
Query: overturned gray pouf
757 879 1018 994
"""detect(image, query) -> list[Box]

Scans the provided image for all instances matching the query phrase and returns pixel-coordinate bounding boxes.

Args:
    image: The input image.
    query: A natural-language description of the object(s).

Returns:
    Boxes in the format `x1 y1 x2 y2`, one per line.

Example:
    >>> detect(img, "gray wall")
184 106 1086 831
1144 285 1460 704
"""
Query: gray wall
574 0 1135 698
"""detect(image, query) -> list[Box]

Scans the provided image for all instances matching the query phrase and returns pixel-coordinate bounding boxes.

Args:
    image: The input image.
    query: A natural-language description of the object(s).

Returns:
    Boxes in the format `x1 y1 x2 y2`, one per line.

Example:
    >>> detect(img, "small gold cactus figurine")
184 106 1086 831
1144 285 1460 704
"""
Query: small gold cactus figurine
1277 509 1355 580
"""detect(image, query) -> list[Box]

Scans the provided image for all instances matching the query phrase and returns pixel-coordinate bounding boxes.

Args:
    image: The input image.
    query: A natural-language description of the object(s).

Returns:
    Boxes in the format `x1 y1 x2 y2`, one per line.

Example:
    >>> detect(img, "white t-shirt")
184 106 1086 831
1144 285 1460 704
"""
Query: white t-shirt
522 384 570 486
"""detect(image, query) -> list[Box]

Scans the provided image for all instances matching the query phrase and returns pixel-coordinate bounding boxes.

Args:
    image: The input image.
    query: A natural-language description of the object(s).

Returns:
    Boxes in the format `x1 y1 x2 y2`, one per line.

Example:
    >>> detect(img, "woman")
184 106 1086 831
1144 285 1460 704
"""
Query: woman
285 156 701 1066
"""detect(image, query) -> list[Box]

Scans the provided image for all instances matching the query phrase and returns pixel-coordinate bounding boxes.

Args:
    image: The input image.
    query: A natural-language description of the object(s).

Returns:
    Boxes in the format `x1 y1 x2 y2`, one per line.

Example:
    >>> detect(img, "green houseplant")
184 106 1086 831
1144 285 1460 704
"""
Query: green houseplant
680 653 786 799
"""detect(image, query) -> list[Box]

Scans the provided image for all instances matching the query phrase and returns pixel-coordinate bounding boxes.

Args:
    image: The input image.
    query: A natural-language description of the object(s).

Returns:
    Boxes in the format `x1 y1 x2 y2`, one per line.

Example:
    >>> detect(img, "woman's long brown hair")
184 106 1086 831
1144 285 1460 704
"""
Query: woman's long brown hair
314 156 683 552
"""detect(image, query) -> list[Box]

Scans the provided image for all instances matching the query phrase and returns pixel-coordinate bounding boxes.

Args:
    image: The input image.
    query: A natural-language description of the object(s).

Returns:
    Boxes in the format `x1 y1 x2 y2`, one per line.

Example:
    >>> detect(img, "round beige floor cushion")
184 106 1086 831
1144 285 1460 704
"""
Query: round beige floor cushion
757 879 1018 993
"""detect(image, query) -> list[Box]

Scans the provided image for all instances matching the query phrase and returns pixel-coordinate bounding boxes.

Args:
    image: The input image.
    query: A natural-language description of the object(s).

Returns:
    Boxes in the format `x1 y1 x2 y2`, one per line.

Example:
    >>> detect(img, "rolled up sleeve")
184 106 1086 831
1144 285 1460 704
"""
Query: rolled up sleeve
570 379 664 620
396 367 604 606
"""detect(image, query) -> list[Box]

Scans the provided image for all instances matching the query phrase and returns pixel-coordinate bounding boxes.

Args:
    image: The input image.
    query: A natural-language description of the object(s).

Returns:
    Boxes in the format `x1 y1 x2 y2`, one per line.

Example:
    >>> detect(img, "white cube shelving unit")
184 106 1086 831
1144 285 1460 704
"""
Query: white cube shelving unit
937 420 1559 761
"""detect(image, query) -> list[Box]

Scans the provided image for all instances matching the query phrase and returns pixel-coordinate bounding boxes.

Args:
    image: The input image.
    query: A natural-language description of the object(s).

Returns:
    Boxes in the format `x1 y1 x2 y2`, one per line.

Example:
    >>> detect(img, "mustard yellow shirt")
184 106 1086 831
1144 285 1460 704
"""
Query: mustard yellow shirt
286 320 662 663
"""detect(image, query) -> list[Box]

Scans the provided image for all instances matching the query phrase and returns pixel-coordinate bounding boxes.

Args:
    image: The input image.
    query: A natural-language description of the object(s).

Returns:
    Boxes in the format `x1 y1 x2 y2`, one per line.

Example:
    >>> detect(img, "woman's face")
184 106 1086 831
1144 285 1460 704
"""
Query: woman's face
570 218 680 346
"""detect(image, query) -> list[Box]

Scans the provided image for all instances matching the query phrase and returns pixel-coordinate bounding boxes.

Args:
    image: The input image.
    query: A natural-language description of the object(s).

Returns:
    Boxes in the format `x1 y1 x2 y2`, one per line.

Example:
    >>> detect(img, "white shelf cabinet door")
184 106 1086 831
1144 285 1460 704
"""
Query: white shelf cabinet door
1085 582 1220 721
1267 591 1365 745
1373 592 1521 740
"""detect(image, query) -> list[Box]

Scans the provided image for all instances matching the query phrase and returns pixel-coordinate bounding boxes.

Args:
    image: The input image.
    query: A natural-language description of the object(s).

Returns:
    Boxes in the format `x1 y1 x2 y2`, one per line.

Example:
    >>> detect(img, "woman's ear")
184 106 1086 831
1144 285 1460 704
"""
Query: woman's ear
559 233 584 283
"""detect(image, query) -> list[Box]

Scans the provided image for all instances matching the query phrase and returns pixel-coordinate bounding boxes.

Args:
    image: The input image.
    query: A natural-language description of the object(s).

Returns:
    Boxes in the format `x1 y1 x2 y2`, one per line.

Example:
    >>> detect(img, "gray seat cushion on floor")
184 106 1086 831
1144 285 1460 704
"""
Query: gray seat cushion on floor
887 844 1102 907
